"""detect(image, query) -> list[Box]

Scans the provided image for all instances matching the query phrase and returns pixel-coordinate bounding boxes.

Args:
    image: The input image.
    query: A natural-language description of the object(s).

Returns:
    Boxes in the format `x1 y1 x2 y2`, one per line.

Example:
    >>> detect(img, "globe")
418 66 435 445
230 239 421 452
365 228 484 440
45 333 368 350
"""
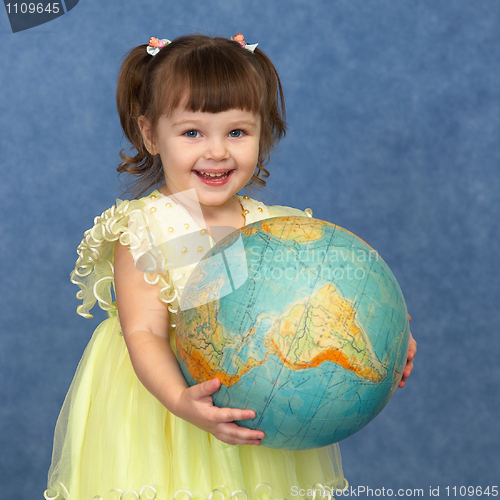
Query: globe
176 216 410 450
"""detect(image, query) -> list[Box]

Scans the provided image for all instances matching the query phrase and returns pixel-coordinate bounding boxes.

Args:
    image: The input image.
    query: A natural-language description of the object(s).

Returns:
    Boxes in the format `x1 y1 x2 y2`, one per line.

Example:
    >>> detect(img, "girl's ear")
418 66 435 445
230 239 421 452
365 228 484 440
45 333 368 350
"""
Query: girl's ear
138 116 157 155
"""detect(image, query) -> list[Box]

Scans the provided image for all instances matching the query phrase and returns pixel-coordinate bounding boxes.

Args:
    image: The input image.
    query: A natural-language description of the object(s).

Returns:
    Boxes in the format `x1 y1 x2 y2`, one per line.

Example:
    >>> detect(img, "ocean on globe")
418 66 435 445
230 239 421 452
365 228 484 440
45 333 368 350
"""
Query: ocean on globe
175 216 410 450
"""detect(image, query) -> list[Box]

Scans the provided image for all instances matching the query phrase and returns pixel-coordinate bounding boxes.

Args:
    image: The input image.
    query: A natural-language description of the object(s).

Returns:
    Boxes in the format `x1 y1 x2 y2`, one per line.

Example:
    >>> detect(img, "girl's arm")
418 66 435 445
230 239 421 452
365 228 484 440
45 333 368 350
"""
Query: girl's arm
114 241 265 446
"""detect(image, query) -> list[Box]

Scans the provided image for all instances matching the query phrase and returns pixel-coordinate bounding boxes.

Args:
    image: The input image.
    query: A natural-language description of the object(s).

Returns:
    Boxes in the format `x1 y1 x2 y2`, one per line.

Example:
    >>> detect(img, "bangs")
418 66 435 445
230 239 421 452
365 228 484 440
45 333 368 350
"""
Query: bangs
151 40 264 119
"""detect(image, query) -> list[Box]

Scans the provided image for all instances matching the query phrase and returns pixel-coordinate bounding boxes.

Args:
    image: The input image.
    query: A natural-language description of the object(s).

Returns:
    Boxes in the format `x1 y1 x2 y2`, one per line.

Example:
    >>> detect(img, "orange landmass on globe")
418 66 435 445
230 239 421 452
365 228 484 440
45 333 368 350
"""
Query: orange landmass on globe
176 336 262 387
243 227 259 237
267 338 383 382
269 283 386 383
260 217 379 257
260 218 324 244
176 280 386 388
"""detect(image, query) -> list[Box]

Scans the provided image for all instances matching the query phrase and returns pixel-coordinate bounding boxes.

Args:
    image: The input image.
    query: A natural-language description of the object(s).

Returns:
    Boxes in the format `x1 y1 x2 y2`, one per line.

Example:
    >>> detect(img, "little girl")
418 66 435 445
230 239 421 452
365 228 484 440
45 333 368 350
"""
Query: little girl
45 34 415 500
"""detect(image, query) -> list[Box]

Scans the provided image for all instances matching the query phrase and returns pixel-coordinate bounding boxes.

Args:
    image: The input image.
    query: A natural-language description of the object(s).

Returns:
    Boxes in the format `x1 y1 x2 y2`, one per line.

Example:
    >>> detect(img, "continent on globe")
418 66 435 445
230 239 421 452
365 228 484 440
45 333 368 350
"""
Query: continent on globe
269 282 386 383
258 218 324 244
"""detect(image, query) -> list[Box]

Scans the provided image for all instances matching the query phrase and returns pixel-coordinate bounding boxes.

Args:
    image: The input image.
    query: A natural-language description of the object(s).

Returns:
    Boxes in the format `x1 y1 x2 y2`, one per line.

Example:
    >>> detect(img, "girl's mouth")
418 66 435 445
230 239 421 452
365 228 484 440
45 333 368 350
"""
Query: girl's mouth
194 170 233 182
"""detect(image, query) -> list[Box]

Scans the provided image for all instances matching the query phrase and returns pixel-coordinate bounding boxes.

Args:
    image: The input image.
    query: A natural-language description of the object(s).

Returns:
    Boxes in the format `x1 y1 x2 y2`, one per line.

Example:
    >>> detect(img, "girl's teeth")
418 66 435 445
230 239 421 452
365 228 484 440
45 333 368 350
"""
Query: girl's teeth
198 171 229 178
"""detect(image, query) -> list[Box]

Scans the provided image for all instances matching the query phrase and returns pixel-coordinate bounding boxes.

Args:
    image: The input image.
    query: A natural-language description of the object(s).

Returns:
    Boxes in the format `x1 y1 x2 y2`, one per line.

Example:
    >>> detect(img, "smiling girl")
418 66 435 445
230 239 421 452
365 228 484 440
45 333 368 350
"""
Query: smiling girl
44 34 415 500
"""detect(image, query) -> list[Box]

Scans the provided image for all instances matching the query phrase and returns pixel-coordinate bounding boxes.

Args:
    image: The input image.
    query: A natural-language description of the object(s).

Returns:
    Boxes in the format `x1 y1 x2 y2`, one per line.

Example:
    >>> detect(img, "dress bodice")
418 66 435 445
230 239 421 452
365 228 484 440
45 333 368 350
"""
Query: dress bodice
71 190 309 326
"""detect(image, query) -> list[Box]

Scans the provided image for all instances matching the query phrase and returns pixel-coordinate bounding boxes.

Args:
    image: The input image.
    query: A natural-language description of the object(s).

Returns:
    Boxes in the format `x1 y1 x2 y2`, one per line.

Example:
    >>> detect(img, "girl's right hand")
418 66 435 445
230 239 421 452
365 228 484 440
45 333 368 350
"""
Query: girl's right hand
114 242 263 446
175 377 265 446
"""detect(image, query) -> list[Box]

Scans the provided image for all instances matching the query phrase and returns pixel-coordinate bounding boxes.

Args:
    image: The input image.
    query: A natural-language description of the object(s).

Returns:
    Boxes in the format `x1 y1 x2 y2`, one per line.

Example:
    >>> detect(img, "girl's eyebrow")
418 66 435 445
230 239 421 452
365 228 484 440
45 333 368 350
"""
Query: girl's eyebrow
232 120 259 129
171 119 202 128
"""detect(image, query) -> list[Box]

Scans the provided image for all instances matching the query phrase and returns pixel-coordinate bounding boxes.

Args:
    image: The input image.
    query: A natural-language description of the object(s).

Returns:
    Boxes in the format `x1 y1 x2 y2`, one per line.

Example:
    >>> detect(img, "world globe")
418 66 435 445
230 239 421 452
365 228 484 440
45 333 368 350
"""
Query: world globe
176 216 410 450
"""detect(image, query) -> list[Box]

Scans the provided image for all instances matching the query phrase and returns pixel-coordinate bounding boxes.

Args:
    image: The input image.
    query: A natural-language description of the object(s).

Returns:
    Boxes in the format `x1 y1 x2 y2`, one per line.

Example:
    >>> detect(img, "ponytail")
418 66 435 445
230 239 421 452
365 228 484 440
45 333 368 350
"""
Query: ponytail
116 45 163 197
251 47 287 187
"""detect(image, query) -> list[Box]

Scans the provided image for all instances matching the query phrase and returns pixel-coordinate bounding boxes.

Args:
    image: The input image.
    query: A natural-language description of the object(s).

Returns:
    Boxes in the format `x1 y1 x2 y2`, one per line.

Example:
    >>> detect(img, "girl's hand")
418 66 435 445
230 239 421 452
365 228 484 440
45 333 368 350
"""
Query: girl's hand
398 316 417 388
175 377 265 446
114 242 262 445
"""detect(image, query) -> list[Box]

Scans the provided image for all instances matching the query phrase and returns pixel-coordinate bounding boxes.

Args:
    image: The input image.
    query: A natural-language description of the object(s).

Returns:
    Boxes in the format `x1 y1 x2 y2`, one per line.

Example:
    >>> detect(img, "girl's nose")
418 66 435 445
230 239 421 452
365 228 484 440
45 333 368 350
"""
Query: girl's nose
204 138 229 161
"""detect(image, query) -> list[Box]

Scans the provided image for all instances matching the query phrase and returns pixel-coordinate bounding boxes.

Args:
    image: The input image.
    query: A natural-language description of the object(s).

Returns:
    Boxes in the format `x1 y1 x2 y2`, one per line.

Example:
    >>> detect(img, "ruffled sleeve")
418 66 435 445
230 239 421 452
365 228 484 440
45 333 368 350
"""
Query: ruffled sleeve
70 198 178 319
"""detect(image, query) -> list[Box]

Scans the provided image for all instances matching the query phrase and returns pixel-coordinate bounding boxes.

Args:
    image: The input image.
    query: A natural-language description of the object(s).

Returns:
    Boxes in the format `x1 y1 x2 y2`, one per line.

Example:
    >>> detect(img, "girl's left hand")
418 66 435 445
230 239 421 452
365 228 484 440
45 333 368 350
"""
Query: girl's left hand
398 316 417 389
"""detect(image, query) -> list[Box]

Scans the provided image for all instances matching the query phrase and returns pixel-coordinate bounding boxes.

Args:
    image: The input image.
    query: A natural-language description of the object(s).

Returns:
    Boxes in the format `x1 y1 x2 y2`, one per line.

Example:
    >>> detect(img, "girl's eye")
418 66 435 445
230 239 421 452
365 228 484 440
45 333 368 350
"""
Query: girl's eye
184 130 200 138
229 129 244 138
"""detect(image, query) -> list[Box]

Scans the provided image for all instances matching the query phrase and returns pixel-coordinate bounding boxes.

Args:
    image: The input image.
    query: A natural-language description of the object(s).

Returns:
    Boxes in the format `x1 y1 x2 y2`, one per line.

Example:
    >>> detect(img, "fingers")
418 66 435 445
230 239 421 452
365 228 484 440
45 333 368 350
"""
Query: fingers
216 405 256 422
404 349 415 376
204 405 265 445
408 333 417 359
187 378 227 406
191 379 258 420
213 422 265 446
187 379 257 419
184 379 265 445
398 359 414 388
192 377 221 398
212 406 265 445
398 346 416 388
398 328 416 389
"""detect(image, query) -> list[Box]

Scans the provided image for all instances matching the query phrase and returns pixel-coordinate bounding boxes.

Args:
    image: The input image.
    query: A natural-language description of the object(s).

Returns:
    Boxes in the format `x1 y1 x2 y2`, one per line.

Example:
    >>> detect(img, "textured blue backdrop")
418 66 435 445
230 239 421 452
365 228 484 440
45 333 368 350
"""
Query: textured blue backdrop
1 0 499 498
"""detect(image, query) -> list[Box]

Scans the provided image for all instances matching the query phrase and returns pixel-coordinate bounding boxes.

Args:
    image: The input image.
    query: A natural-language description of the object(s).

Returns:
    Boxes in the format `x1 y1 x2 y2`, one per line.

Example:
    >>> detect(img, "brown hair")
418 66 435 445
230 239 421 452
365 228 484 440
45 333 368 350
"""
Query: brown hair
116 34 286 197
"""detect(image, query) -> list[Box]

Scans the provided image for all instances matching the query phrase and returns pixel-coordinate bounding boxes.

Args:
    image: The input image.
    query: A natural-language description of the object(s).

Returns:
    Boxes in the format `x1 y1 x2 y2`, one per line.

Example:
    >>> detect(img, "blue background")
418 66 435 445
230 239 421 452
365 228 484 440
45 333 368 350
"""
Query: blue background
1 0 499 497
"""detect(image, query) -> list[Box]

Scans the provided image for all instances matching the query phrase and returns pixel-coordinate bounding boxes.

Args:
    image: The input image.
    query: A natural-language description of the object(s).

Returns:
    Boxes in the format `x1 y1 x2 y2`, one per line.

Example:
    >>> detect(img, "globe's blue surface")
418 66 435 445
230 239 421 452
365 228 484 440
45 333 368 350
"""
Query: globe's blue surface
176 217 410 450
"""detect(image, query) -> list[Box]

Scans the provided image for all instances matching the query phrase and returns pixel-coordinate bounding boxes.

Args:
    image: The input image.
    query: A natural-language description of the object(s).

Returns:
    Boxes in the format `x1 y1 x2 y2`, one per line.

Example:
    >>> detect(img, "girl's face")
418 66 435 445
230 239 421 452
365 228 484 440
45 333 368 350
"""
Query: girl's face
140 107 260 209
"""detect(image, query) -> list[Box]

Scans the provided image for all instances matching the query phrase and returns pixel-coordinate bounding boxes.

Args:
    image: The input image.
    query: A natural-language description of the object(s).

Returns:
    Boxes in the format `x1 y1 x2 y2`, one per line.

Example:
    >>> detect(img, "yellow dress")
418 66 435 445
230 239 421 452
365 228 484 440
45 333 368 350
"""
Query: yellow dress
45 191 346 500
